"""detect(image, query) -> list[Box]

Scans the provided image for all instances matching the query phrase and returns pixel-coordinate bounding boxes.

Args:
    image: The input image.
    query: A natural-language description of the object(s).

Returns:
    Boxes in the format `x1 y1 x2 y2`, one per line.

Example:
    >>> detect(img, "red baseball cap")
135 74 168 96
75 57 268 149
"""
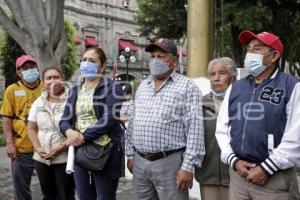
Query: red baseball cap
16 55 37 69
145 38 178 56
239 30 284 57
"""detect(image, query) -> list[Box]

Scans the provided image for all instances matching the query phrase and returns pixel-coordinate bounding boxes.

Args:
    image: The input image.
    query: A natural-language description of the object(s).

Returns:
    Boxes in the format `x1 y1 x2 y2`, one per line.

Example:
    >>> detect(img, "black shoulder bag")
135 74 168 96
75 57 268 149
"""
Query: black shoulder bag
75 141 114 171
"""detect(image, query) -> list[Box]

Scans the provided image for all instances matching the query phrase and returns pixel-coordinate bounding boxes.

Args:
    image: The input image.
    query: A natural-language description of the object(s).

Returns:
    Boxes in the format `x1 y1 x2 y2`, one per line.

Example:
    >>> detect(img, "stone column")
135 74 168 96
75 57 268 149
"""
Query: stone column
187 0 213 77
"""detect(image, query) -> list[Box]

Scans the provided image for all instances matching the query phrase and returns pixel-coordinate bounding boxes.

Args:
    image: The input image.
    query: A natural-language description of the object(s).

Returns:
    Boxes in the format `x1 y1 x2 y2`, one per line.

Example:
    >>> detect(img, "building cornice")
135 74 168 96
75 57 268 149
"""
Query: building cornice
64 5 137 25
80 0 136 13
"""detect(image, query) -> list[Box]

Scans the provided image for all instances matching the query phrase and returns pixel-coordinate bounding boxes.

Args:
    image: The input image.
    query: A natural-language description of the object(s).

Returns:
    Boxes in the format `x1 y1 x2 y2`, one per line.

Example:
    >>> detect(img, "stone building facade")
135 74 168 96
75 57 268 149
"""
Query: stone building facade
0 0 150 82
0 0 187 83
64 0 149 81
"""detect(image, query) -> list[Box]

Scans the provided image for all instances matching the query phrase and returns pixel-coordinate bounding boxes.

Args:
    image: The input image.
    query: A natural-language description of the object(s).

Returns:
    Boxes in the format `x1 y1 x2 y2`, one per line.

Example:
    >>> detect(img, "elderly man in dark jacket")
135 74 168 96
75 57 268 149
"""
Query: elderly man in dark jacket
195 57 237 200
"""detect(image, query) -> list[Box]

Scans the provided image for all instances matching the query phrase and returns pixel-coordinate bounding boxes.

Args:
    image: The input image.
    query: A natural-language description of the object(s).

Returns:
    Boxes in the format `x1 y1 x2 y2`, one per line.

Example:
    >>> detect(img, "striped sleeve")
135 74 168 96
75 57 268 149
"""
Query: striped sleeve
260 82 300 175
260 158 280 175
227 153 240 169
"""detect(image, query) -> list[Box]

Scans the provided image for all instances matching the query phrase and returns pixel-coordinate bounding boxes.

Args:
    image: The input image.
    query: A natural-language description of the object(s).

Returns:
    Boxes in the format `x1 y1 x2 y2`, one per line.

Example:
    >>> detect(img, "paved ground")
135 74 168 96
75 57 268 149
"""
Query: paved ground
0 147 199 200
0 147 133 200
1 147 299 200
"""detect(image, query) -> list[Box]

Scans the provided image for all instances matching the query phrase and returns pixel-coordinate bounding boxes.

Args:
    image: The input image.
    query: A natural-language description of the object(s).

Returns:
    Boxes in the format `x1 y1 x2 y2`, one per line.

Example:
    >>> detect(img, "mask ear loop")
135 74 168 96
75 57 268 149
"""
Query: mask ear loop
269 51 281 61
263 51 278 68
263 51 275 58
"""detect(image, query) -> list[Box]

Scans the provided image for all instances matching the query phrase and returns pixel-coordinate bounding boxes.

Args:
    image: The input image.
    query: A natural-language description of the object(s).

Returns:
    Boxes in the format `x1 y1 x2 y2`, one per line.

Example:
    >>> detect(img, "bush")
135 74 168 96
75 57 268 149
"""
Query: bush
0 133 4 147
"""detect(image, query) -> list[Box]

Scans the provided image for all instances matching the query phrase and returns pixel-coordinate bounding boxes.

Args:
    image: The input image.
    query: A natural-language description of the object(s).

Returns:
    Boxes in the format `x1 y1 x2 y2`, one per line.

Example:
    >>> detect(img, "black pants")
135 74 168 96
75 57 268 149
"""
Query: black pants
34 161 75 200
12 153 34 200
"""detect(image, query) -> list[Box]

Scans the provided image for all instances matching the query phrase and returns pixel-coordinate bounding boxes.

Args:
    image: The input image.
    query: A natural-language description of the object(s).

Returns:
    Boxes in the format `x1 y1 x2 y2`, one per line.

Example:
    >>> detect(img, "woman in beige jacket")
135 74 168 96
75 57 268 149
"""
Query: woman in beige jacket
28 67 75 200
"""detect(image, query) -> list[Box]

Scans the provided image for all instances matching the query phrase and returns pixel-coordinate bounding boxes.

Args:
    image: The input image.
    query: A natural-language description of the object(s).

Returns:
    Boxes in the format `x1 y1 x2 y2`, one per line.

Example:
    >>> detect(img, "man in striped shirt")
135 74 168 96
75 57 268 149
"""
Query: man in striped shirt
126 38 205 200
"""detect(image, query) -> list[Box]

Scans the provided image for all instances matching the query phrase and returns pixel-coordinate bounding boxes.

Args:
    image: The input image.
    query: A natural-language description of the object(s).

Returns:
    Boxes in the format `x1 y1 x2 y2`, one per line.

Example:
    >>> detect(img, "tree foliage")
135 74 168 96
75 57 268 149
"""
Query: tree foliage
0 30 24 87
135 0 187 40
61 20 78 81
135 0 300 76
215 0 300 72
0 20 78 87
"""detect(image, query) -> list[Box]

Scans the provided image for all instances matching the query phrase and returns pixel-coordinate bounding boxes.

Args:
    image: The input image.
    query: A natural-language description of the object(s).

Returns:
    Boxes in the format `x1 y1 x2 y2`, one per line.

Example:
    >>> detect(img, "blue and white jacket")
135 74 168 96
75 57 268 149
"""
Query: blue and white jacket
216 69 300 176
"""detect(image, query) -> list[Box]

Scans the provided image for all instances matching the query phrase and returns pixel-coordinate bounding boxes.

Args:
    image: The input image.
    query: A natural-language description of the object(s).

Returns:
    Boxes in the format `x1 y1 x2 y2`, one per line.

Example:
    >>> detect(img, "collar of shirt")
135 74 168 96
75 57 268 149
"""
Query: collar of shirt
146 70 179 85
146 71 180 93
80 77 110 89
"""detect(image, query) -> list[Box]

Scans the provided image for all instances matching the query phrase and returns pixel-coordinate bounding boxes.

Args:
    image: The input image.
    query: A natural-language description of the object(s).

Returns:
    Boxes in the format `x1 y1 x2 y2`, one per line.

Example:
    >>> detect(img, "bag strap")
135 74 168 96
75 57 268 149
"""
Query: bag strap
84 143 103 160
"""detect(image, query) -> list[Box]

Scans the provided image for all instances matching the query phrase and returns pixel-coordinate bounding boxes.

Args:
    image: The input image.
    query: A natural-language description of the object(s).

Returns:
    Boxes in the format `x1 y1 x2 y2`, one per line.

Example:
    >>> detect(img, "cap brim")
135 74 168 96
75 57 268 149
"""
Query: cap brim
145 43 169 53
239 30 257 45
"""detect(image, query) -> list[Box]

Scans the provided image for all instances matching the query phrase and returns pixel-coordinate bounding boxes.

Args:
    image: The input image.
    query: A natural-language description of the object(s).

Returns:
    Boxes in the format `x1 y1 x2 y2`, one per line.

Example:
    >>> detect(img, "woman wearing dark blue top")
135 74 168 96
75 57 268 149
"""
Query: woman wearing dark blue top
59 47 124 200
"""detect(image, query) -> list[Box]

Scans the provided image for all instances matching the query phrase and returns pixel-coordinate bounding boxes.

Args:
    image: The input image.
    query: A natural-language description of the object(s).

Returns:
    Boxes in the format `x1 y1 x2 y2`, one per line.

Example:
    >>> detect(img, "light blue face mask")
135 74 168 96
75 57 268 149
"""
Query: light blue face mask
22 68 39 83
149 59 169 77
212 89 227 97
79 61 99 80
244 53 270 77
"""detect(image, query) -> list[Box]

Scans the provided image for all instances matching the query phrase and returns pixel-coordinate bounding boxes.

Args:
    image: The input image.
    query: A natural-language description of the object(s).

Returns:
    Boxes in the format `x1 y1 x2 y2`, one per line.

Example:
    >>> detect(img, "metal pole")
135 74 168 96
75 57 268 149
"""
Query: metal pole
187 0 213 77
126 59 129 81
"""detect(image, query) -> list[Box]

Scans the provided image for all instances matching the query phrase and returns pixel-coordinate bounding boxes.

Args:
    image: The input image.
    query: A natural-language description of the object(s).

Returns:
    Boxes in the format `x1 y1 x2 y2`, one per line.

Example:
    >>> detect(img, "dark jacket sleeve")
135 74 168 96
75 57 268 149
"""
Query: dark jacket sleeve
59 85 78 137
83 81 124 142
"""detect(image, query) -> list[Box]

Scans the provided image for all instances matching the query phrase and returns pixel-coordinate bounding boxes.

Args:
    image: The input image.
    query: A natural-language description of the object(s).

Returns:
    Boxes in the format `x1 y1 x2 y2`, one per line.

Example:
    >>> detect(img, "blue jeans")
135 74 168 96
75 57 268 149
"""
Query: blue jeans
74 164 119 200
74 144 123 200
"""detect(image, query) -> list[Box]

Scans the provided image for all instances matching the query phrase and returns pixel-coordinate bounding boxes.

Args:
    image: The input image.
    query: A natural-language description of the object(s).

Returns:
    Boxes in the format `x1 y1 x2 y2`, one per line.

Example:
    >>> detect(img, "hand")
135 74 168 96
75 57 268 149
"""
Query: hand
36 147 50 158
176 169 193 191
246 166 268 185
43 143 67 160
65 129 85 146
6 143 17 160
234 160 256 177
127 159 134 174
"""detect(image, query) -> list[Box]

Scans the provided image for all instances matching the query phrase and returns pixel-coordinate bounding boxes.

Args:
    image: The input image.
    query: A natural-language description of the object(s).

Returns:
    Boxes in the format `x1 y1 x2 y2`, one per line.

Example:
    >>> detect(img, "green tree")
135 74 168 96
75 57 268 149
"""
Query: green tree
135 0 187 40
0 19 78 87
135 0 300 76
0 30 24 87
215 0 300 72
61 20 78 81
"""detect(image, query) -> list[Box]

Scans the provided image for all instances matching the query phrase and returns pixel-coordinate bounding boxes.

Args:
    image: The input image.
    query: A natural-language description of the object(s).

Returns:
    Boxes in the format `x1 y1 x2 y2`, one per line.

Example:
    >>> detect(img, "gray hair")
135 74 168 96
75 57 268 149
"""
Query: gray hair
207 57 238 77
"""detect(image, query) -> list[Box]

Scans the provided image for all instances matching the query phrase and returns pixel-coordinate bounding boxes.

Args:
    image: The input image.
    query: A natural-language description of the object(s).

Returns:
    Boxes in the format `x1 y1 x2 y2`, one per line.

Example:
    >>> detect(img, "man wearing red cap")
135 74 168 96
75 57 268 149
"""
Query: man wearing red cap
0 55 43 199
216 30 300 199
126 38 205 200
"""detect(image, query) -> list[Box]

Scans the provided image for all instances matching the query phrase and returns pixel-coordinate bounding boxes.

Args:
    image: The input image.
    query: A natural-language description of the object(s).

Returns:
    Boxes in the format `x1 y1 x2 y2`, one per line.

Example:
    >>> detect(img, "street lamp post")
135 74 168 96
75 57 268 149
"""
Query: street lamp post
126 59 129 81
119 47 136 81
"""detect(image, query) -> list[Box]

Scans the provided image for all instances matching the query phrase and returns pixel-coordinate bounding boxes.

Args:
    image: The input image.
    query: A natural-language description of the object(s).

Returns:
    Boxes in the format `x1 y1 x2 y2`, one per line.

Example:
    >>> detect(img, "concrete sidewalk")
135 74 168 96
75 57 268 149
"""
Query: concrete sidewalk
1 147 299 200
0 147 199 200
0 147 133 200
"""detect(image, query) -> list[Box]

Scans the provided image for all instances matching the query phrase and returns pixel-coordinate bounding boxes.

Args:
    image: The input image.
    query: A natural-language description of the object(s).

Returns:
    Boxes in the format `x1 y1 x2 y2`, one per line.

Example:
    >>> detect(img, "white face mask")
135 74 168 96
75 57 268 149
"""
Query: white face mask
244 53 267 77
211 89 227 97
149 58 169 77
22 68 39 83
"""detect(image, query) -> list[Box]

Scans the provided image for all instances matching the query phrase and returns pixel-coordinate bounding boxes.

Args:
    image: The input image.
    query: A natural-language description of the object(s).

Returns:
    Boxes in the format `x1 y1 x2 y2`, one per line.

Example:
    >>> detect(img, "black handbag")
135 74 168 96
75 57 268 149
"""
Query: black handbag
75 141 114 171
